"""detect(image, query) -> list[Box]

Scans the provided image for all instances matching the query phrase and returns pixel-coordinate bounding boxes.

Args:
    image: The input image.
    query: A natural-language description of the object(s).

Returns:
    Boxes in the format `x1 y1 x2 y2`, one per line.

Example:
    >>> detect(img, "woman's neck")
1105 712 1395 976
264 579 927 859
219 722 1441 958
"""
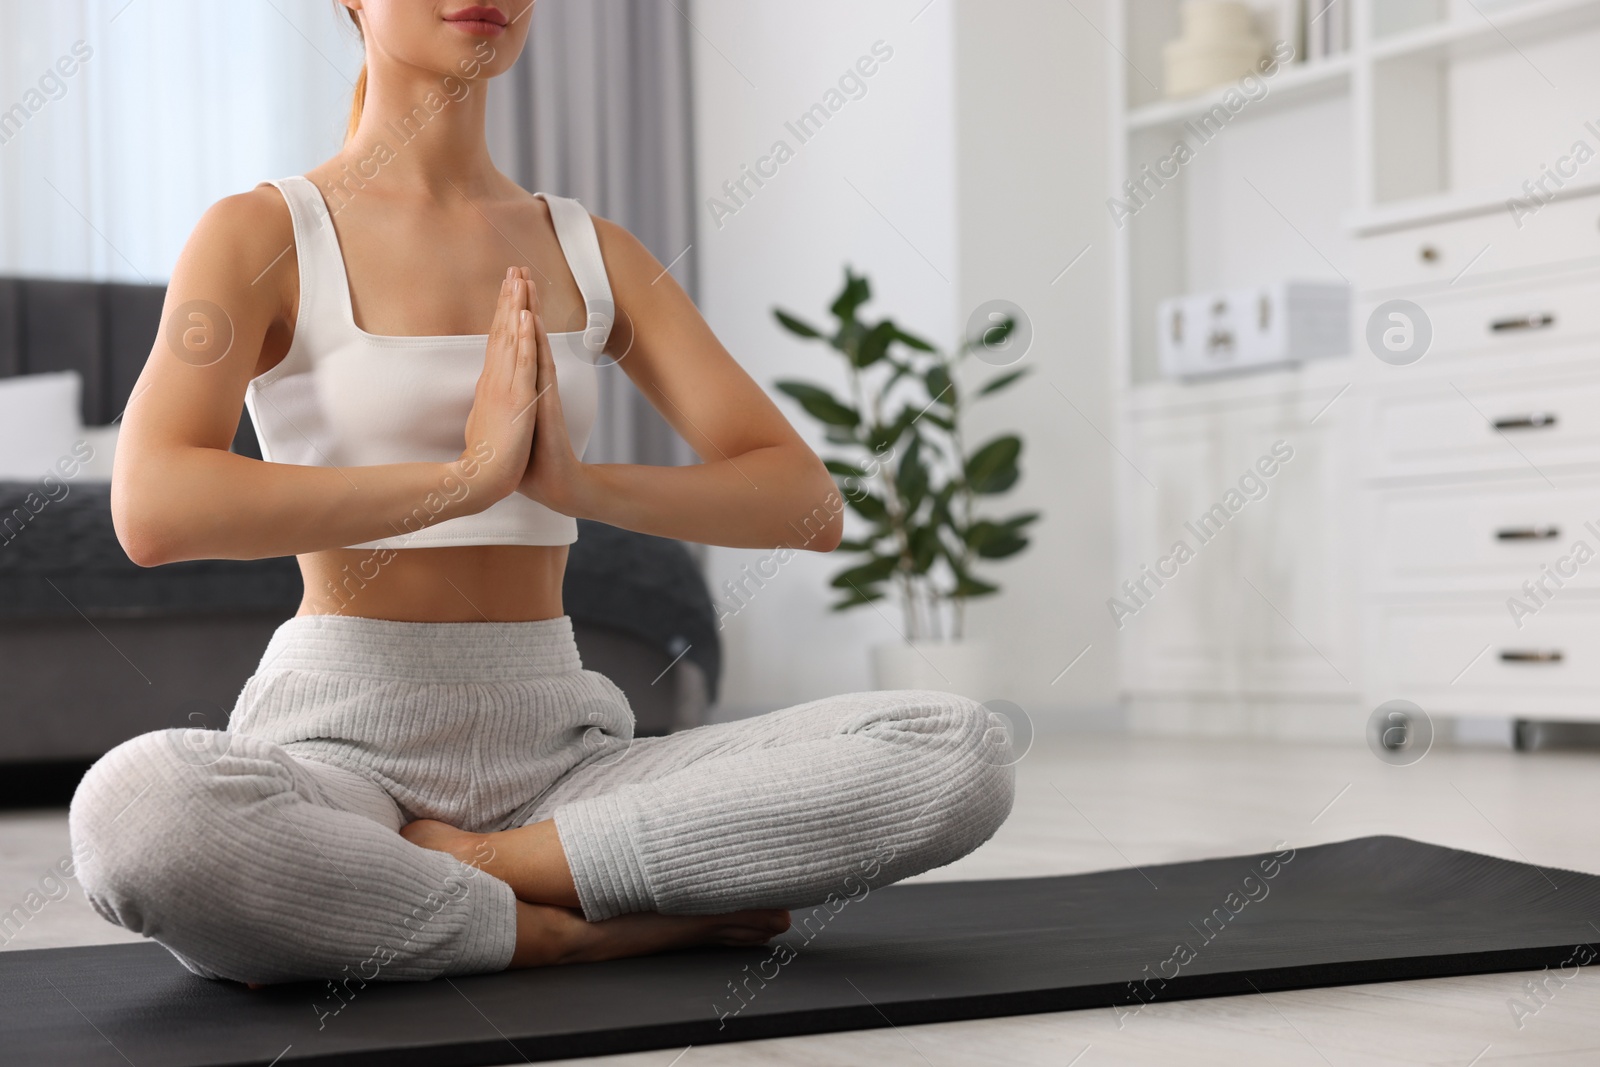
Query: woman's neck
340 62 503 201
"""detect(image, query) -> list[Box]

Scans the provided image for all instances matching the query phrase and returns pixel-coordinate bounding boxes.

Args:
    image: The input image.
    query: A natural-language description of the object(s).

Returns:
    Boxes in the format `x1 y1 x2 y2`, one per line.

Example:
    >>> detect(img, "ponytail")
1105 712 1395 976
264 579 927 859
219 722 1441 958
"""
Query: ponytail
341 5 366 143
346 64 367 144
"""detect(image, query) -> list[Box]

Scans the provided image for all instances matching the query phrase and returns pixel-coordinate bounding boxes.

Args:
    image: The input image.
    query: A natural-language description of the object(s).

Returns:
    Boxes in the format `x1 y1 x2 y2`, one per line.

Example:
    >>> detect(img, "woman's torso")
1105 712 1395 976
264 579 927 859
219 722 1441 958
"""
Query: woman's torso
256 163 599 622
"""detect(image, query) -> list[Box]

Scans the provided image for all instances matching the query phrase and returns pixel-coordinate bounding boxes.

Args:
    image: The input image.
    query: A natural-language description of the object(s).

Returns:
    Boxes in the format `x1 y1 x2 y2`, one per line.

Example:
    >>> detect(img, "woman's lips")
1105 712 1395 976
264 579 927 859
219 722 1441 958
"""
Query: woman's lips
444 6 507 36
444 18 506 37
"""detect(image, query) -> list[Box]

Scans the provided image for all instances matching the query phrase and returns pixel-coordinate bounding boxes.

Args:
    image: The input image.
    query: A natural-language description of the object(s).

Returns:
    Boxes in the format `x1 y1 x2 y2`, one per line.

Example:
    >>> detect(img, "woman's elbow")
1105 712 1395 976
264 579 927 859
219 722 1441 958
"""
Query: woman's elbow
111 481 183 568
113 511 179 568
790 464 845 553
809 505 844 553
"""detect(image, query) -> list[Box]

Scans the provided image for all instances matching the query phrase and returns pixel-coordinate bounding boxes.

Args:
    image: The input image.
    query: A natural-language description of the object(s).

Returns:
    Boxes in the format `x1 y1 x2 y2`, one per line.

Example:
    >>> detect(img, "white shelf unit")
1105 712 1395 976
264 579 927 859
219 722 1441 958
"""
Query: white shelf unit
1358 0 1600 231
1369 0 1600 62
1108 0 1600 738
1124 54 1355 132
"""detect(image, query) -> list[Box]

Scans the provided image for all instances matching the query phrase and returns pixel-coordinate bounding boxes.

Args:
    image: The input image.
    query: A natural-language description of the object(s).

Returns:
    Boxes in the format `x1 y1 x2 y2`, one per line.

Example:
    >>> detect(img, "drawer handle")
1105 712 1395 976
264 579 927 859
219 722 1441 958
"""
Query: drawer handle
1500 650 1565 664
1491 313 1556 333
1493 413 1558 431
1496 526 1561 541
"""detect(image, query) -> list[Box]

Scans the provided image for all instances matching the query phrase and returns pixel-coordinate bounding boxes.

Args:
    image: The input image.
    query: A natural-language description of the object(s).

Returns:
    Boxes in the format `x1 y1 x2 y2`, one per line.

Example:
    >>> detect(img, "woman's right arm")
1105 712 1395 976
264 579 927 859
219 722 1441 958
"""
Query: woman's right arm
112 190 540 567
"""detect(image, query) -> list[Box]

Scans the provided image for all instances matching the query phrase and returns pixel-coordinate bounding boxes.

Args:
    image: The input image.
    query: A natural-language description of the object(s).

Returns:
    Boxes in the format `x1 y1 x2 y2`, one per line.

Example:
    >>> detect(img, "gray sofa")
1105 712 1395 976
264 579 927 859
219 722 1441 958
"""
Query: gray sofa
0 276 719 782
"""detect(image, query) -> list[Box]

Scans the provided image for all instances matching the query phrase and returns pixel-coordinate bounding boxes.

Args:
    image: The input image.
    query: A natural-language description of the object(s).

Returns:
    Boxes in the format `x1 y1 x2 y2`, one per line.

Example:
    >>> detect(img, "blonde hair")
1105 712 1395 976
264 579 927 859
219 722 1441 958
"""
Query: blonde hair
342 5 367 143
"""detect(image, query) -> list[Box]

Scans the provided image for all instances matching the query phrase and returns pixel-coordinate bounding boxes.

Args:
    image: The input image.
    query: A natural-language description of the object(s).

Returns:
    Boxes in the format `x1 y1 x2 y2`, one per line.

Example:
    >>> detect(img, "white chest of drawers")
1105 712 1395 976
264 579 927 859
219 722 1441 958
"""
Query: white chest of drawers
1356 190 1600 732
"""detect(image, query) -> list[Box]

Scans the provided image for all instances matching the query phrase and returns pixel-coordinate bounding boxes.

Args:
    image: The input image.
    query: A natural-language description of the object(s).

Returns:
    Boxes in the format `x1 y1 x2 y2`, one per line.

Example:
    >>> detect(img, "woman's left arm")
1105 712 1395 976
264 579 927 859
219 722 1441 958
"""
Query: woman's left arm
517 221 843 553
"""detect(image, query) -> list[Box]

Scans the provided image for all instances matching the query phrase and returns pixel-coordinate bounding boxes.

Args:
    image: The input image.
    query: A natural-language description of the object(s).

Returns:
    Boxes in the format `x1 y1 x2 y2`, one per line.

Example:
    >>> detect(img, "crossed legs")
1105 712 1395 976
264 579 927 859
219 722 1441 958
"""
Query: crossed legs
69 689 1011 983
405 688 1015 949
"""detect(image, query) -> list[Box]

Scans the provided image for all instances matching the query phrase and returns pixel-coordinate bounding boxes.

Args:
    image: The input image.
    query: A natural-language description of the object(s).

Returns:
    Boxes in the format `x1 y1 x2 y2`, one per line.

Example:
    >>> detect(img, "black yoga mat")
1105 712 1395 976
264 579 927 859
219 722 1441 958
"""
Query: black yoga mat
5 836 1598 1067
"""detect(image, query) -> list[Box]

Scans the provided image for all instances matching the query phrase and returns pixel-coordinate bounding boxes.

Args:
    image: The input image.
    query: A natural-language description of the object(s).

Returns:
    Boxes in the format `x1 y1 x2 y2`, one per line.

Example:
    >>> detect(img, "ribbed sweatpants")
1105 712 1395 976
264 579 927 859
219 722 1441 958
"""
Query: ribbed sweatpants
67 614 1015 985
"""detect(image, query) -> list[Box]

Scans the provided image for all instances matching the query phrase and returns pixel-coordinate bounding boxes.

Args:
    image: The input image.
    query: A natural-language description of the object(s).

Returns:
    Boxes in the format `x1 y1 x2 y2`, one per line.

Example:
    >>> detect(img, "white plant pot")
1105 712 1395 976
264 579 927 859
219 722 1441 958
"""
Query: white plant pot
870 640 992 700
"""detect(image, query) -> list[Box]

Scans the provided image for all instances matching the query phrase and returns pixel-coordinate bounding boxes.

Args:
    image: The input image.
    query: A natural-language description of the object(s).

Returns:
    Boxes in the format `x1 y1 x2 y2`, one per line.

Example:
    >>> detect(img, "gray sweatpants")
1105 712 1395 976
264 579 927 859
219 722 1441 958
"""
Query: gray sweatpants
68 614 1014 984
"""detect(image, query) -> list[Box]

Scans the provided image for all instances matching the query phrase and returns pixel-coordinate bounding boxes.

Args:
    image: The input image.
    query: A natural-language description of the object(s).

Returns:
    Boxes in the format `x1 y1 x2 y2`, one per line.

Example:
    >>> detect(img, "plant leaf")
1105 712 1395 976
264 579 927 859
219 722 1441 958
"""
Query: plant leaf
843 489 889 524
981 537 1030 560
928 482 958 527
908 523 941 573
832 319 865 365
952 574 1001 598
925 364 955 407
965 520 1030 560
829 554 899 590
830 270 872 324
965 435 1023 494
866 405 920 454
775 381 860 428
774 309 824 340
969 314 1017 353
831 585 886 611
895 435 929 514
882 357 916 392
978 368 1029 396
855 320 899 369
836 537 884 553
824 460 868 479
893 325 937 352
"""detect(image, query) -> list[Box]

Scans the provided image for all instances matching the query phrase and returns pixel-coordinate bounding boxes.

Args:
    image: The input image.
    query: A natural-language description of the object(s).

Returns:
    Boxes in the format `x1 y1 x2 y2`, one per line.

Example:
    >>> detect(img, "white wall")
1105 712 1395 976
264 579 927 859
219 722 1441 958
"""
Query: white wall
692 0 1120 723
688 0 961 715
952 0 1119 721
0 0 360 281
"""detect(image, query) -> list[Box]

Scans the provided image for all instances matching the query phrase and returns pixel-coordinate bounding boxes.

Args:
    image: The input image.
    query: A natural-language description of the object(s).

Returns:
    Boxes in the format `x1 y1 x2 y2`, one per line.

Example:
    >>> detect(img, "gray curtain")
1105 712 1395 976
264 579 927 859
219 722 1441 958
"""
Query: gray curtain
487 0 697 468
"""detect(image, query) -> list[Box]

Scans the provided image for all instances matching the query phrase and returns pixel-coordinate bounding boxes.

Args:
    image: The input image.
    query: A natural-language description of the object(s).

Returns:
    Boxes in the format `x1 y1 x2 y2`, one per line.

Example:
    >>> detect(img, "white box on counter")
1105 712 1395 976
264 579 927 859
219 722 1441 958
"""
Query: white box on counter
1157 280 1350 381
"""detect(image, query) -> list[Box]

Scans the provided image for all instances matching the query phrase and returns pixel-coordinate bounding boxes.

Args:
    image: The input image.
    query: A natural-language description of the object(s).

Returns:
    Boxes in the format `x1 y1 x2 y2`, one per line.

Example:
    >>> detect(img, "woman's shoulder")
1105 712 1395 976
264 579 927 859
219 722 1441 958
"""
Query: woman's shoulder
165 183 299 327
183 182 298 270
584 214 664 290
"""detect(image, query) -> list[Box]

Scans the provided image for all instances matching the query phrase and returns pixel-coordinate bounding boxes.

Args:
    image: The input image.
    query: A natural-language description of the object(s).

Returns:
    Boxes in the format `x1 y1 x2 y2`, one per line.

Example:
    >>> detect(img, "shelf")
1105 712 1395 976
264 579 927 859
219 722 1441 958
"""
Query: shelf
1123 55 1354 133
1370 0 1600 64
1346 175 1600 235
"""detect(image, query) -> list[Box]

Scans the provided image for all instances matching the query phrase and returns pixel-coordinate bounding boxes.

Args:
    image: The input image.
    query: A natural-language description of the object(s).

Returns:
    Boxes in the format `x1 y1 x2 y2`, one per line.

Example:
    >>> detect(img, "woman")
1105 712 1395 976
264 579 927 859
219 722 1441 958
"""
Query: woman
68 0 1014 985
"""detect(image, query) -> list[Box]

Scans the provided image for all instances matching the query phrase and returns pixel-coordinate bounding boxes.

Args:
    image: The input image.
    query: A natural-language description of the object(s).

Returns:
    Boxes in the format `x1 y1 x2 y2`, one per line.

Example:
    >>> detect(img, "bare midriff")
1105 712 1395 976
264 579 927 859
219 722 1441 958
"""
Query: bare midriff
296 544 569 622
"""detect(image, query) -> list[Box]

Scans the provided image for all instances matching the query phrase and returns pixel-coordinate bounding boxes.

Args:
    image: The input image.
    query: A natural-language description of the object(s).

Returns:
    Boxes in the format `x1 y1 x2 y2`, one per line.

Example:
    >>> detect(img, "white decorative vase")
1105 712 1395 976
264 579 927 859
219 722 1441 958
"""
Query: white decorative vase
870 640 993 700
1163 1 1267 98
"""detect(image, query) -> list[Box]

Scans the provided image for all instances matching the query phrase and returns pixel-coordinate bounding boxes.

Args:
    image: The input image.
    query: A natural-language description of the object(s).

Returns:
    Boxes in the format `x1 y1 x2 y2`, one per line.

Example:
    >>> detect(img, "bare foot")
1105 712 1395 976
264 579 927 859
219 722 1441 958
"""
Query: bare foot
247 906 789 981
512 902 792 967
401 818 579 908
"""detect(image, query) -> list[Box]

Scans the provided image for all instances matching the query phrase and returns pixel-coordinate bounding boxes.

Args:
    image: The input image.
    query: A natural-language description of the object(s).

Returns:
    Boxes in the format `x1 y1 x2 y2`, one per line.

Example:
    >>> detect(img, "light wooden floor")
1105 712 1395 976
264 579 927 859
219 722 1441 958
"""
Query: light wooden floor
4 733 1598 1065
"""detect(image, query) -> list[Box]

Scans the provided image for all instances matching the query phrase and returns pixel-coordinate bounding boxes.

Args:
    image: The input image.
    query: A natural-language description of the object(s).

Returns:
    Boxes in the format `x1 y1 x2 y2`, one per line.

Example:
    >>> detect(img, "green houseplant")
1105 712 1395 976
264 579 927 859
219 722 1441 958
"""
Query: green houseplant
774 268 1039 647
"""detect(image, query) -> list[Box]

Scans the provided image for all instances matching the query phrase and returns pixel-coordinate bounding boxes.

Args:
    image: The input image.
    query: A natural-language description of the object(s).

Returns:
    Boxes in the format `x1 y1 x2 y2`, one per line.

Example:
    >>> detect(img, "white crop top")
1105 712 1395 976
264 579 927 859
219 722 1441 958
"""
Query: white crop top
244 175 609 550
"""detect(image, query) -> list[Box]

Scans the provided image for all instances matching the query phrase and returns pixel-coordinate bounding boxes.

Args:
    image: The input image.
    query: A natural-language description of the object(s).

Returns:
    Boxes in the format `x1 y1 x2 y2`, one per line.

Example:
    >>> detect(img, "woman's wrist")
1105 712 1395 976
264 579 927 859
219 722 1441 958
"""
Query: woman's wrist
439 458 499 520
525 461 601 519
567 462 608 520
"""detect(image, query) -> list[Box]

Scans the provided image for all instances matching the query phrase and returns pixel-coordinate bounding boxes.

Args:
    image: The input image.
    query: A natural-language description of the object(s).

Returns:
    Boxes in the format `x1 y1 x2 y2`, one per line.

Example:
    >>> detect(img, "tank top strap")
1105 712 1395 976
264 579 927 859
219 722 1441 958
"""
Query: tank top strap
535 193 615 358
261 176 360 344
